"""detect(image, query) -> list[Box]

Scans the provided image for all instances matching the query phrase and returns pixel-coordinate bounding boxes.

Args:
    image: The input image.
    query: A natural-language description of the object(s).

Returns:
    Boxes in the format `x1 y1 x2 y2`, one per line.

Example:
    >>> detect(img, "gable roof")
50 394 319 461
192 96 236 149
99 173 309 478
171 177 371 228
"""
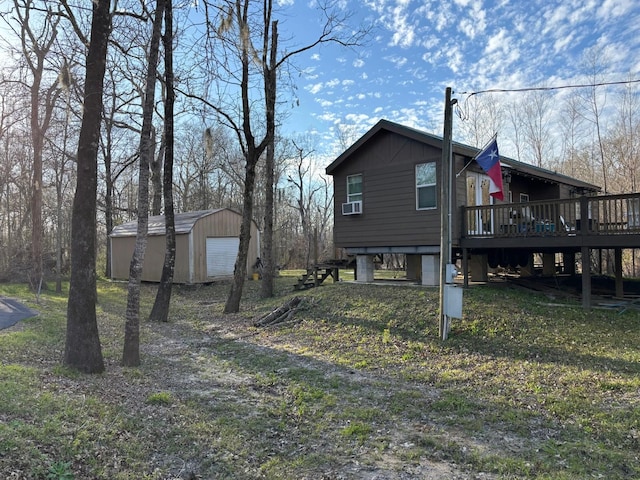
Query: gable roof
111 209 227 238
326 119 600 193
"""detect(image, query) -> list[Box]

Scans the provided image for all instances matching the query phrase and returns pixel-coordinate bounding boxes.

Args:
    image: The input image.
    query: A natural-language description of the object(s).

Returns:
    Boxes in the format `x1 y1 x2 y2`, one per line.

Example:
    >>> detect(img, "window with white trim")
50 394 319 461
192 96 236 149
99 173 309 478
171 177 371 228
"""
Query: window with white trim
346 174 362 202
416 162 437 210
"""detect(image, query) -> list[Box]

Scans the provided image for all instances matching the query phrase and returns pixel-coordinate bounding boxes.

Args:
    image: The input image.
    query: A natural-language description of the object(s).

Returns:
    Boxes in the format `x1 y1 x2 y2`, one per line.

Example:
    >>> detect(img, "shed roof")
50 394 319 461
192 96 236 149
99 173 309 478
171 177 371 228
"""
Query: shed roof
326 119 600 193
111 209 227 238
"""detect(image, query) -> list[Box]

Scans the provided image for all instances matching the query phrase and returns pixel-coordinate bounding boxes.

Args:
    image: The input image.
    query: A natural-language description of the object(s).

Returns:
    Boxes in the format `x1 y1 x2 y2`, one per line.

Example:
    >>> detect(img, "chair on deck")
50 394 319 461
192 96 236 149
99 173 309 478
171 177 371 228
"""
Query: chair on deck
559 216 575 235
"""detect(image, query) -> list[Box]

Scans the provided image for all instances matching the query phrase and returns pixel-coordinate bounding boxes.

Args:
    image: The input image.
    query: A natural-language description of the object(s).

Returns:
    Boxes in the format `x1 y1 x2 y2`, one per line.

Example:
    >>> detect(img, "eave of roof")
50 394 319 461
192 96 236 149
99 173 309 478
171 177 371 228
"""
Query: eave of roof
325 119 600 193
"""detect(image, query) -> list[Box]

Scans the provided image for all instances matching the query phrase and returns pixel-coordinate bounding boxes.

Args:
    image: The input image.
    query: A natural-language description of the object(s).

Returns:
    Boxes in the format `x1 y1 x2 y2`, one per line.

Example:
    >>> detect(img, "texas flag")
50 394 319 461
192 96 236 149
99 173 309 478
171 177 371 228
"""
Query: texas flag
474 137 504 201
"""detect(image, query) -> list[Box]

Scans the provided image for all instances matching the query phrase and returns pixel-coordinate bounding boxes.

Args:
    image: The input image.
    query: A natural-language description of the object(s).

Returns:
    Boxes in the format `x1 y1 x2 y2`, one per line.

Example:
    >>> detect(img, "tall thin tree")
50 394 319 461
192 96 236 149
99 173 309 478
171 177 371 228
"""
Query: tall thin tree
149 0 175 323
14 0 63 290
122 0 166 366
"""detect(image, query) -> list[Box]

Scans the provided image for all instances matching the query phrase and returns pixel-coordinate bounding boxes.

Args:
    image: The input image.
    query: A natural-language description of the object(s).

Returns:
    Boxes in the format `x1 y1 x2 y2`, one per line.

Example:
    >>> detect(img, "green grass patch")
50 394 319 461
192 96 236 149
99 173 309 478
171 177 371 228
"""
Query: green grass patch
0 276 639 478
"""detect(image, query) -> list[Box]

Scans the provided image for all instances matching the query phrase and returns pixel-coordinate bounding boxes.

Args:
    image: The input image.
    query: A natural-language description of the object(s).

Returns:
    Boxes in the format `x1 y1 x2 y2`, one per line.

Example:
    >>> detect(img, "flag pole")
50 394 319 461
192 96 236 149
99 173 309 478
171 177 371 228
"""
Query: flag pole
439 87 456 341
455 132 498 178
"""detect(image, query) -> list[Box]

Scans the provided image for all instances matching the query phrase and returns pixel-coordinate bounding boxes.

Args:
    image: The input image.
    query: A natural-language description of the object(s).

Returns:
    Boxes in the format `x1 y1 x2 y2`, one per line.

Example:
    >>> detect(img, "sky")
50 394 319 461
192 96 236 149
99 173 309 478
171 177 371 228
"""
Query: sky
276 0 640 160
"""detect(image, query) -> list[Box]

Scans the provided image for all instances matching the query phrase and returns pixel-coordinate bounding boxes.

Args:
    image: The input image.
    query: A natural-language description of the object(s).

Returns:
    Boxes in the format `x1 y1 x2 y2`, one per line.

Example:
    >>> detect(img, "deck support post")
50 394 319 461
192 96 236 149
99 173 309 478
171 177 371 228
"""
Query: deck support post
614 248 624 299
406 255 421 282
542 253 555 276
581 246 591 309
563 252 576 275
355 255 374 283
469 254 488 282
422 254 440 286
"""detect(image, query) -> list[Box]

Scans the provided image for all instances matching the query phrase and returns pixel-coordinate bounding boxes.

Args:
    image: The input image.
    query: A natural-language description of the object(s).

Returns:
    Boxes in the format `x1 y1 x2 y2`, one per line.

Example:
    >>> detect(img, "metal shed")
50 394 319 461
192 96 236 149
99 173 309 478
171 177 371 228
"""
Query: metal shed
110 208 260 283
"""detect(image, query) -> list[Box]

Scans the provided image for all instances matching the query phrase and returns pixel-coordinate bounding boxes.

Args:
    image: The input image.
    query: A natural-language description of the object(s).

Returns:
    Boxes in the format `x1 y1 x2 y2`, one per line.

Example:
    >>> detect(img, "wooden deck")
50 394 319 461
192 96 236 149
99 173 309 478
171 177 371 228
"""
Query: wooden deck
460 193 640 250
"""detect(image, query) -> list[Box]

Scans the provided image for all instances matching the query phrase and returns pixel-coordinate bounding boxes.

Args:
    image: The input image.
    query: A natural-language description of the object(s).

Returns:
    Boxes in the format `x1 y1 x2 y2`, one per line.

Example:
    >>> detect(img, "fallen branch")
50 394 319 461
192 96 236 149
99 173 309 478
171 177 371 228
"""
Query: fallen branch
254 296 302 327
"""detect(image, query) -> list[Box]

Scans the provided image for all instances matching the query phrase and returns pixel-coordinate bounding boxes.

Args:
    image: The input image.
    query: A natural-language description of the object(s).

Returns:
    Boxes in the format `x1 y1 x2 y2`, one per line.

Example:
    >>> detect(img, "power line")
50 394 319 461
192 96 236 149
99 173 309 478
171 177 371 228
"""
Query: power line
458 78 640 97
455 78 640 122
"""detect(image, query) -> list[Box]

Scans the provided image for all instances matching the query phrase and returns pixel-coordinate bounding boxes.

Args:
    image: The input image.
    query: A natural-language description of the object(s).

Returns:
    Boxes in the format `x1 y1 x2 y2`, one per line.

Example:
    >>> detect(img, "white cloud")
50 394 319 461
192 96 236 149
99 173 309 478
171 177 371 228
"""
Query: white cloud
310 53 320 61
485 28 509 54
326 79 340 88
353 58 365 68
390 3 416 48
445 46 463 74
307 82 323 95
345 113 372 124
598 0 635 20
457 0 486 39
554 32 575 53
386 55 408 68
317 112 339 123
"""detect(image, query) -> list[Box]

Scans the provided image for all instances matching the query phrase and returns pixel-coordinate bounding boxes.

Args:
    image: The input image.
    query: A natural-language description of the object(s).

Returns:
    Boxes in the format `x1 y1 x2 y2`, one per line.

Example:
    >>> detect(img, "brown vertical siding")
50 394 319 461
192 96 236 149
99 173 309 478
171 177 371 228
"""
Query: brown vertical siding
333 132 446 248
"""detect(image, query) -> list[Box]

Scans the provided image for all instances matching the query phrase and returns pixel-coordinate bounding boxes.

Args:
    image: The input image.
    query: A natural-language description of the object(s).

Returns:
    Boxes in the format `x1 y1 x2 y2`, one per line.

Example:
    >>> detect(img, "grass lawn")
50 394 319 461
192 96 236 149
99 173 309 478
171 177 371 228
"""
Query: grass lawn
0 273 638 479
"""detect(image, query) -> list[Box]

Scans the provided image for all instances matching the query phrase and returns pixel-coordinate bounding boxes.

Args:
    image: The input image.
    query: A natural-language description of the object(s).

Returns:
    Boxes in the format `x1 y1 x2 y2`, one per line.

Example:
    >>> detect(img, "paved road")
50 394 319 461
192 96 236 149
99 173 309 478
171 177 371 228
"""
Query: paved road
0 297 38 330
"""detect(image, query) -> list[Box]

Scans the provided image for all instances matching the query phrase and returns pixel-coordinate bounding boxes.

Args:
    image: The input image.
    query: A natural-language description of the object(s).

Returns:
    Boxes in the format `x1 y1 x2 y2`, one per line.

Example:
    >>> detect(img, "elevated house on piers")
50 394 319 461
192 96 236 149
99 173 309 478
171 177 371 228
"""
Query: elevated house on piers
326 119 640 308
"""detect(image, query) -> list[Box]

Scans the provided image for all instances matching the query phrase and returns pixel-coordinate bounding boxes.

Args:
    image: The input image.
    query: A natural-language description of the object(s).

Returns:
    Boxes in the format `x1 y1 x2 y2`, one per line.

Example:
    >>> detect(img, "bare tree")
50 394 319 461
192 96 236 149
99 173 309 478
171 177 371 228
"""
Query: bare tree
198 0 367 309
149 0 175 323
607 81 640 193
578 48 611 192
458 93 504 148
285 138 333 267
558 93 587 179
51 61 75 292
505 100 524 162
123 0 166 367
64 0 111 374
521 89 554 168
9 0 64 290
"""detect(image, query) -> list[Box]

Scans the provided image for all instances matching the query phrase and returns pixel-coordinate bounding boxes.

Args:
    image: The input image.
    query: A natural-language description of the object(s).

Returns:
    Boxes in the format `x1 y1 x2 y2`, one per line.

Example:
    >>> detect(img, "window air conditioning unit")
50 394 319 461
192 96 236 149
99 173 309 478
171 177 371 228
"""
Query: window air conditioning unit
342 201 362 215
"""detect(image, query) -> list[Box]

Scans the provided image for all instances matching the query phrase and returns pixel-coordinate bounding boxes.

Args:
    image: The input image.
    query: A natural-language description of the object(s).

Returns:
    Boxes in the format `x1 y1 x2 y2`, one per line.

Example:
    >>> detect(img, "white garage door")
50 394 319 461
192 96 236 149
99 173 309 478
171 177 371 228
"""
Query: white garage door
206 237 240 277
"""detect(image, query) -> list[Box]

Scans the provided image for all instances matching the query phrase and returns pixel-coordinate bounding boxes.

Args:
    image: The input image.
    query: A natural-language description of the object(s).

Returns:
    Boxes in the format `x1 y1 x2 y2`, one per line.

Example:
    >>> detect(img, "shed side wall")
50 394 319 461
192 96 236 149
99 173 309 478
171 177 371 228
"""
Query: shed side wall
110 235 192 283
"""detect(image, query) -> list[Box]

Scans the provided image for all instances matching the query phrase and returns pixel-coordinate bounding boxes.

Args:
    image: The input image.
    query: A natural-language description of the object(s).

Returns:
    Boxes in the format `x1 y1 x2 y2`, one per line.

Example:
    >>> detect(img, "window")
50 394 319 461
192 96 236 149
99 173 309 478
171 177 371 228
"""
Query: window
416 162 437 209
346 174 362 203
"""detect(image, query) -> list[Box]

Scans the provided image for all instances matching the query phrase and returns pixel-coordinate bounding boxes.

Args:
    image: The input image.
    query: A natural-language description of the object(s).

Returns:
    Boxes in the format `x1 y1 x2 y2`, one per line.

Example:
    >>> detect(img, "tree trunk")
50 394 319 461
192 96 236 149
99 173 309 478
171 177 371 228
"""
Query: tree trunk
260 136 275 298
224 158 256 313
150 129 164 216
123 0 165 366
104 139 113 278
224 1 264 314
64 0 111 374
150 0 175 323
259 17 278 299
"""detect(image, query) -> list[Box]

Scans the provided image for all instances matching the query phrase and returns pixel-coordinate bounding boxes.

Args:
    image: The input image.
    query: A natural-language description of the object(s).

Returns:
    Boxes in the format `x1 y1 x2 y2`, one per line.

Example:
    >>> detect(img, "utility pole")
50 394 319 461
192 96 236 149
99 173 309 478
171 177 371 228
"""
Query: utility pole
439 87 455 340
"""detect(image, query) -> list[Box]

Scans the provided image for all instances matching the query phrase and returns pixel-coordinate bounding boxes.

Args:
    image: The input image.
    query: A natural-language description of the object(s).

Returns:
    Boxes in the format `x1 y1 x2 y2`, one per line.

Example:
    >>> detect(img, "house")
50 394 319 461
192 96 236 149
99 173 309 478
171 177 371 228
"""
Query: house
326 119 640 305
110 208 260 283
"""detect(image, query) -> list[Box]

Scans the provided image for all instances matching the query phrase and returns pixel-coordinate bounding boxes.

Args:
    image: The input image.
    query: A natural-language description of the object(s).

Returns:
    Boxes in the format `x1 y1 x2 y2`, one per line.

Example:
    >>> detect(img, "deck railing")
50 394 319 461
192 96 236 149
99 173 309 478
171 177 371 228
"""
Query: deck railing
463 193 640 238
